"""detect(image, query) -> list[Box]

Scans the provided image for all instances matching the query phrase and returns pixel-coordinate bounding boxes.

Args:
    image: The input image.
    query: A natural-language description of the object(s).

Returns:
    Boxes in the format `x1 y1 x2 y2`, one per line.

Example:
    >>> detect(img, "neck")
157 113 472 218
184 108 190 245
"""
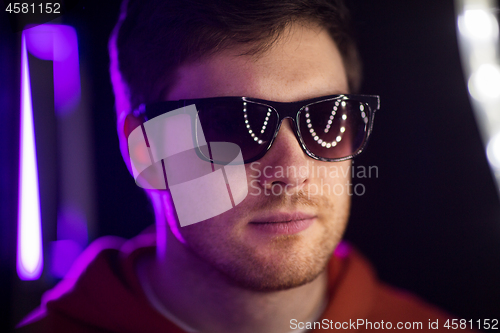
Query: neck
136 194 329 333
138 231 328 333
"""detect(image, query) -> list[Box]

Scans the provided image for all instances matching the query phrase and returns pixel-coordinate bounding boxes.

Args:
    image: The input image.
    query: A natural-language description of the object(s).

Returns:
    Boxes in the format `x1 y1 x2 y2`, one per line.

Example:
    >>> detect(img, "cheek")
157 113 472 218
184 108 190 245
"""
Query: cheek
308 160 352 215
175 203 246 245
312 160 352 186
178 215 226 237
175 218 227 254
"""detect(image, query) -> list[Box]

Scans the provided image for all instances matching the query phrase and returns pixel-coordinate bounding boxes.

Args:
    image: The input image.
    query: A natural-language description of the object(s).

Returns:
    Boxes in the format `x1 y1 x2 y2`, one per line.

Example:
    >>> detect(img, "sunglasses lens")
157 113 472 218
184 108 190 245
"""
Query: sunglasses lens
196 100 278 163
298 99 369 160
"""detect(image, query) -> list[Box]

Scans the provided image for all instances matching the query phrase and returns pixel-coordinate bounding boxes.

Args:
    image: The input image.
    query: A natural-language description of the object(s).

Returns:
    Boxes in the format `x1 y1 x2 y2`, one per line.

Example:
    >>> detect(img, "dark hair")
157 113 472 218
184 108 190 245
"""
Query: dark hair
112 0 362 112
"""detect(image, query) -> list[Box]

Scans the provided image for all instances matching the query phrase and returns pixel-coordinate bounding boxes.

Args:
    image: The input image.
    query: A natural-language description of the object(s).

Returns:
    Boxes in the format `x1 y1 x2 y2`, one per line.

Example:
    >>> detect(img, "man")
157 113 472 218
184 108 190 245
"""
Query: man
18 0 471 332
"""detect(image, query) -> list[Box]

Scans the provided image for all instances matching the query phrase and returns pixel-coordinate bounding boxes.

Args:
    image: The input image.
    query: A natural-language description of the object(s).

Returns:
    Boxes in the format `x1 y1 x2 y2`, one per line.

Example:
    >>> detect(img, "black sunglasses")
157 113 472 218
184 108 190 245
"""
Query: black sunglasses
135 94 380 164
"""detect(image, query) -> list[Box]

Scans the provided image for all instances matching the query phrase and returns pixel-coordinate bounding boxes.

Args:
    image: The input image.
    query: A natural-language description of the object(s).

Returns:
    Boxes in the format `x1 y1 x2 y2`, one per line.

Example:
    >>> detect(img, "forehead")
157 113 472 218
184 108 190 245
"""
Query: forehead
166 24 349 102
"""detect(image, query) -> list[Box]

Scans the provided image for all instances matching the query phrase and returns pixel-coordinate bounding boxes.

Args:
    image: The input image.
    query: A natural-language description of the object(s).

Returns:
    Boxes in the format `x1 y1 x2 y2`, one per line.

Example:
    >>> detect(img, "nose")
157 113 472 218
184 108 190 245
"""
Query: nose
251 119 310 192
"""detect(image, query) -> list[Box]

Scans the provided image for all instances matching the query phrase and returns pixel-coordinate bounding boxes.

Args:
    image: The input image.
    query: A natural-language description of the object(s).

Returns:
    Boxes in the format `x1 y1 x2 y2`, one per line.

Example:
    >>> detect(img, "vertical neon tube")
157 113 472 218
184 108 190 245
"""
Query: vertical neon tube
17 33 43 280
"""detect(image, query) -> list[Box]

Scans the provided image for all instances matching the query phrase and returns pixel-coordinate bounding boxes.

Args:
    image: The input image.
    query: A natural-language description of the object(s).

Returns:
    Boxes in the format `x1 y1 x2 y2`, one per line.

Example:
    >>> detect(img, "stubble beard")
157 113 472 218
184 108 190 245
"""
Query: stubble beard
178 191 350 292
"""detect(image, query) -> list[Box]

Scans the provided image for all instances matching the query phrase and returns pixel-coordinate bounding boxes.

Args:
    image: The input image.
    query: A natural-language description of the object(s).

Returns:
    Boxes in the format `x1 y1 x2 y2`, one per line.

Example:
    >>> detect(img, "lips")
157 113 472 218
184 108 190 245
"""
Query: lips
249 212 317 235
251 212 316 223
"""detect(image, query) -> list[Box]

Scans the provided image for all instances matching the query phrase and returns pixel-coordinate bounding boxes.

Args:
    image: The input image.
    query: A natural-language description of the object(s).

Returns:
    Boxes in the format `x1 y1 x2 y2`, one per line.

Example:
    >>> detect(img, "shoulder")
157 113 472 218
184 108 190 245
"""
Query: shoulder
16 233 157 332
320 243 477 332
368 282 476 332
372 282 449 322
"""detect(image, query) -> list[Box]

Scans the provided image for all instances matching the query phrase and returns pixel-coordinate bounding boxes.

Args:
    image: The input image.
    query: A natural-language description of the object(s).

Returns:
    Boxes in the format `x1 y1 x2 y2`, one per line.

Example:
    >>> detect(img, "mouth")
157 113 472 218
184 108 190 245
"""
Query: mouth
249 212 317 235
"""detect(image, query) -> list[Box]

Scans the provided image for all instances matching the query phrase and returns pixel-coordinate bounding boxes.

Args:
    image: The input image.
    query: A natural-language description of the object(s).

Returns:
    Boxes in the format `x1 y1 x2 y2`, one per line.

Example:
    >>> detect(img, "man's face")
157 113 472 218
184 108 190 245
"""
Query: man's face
163 23 351 290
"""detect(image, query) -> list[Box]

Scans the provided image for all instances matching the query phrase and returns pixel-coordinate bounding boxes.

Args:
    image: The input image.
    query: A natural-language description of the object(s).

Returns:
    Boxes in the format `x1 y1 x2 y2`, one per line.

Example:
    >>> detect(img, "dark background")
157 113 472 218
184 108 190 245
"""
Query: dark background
1 0 499 331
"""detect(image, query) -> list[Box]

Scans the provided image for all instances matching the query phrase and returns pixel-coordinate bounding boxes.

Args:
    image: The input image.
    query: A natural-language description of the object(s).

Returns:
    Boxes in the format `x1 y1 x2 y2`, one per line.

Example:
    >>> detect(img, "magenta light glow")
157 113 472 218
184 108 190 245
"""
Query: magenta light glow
25 24 81 115
17 24 84 280
17 34 43 280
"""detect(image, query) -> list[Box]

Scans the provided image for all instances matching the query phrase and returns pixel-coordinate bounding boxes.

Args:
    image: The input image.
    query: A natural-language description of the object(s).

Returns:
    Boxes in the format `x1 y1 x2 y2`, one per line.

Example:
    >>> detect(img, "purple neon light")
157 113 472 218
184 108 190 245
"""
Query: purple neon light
25 25 81 115
17 24 84 280
57 206 88 246
51 206 88 278
17 34 43 280
50 240 83 278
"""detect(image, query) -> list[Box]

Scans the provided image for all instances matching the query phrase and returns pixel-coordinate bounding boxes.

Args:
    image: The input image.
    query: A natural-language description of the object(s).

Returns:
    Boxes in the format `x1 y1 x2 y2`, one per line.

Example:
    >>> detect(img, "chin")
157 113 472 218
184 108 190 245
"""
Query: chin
221 259 331 292
190 228 339 292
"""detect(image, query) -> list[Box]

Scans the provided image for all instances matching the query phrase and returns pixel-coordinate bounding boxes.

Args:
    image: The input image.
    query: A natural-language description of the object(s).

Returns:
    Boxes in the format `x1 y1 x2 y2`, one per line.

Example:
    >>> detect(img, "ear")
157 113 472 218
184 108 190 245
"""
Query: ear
123 113 144 139
121 113 168 190
117 112 145 180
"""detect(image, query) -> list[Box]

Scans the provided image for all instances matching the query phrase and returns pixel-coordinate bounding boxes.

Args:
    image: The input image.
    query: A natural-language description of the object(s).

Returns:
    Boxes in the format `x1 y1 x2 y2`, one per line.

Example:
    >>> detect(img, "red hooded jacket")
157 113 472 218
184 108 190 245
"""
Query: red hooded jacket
16 233 471 332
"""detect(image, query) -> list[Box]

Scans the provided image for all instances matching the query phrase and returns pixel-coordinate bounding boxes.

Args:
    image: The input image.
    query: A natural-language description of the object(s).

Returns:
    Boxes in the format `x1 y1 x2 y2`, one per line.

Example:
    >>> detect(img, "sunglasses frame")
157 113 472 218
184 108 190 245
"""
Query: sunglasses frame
136 94 380 163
